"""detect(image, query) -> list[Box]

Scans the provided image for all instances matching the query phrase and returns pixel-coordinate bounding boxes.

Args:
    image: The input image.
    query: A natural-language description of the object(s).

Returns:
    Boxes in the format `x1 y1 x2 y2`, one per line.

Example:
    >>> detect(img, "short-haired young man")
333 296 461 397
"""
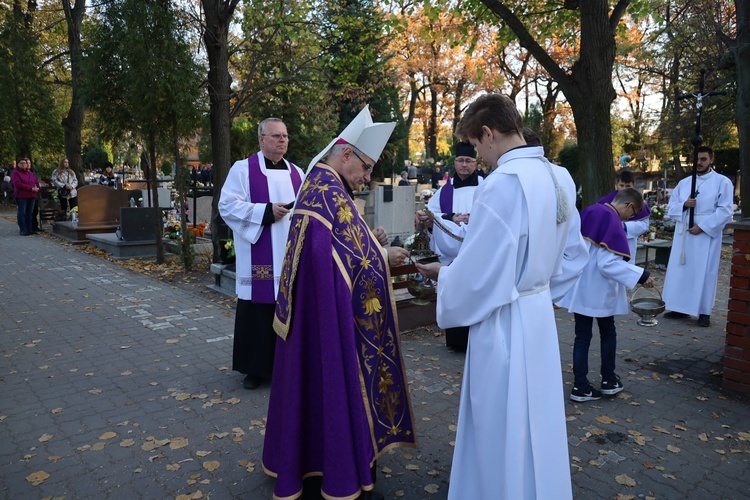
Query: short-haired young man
416 94 588 499
662 145 733 327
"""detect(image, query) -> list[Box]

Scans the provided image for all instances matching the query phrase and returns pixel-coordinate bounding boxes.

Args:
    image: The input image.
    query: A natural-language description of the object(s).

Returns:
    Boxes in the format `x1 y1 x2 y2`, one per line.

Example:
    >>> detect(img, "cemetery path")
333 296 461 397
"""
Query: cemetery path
1 213 749 499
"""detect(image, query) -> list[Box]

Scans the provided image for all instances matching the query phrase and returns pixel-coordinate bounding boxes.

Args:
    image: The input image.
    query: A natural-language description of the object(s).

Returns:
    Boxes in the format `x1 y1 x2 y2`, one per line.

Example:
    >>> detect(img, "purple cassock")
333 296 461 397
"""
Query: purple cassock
263 162 418 500
580 203 632 261
598 190 650 222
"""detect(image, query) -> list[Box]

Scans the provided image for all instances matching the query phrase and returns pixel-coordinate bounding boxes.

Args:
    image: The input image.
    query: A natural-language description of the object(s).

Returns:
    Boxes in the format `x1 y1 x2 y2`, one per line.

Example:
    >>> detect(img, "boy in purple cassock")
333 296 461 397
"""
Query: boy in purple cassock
558 188 654 402
598 170 651 258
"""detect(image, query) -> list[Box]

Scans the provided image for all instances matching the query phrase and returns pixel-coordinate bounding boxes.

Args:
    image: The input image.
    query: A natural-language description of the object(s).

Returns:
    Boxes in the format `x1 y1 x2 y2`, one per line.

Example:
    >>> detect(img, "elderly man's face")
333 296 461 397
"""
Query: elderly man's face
340 147 373 192
454 156 477 180
259 121 289 162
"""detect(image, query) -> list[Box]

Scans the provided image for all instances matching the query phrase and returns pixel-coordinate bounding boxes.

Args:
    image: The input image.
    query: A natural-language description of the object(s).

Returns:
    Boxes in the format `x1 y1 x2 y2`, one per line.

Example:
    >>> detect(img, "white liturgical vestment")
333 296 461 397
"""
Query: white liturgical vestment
436 146 588 500
218 151 304 300
662 169 733 316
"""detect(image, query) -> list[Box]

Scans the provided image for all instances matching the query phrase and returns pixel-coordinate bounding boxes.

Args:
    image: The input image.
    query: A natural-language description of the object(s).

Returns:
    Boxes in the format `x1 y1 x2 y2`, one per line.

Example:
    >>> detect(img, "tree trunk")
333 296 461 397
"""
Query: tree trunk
148 134 164 264
452 79 465 140
479 0 627 206
61 0 85 186
427 85 438 160
737 0 750 218
202 0 238 262
404 76 418 162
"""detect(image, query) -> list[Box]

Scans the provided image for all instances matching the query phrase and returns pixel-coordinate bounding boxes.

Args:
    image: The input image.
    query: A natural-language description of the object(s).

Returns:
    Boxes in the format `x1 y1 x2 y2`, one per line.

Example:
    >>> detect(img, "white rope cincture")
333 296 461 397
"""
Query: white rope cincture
543 160 570 224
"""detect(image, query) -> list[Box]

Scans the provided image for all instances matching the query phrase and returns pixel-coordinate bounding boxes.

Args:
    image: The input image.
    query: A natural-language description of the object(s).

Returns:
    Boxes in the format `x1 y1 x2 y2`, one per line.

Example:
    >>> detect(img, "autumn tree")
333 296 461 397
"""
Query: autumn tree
0 0 64 164
84 0 204 264
60 0 86 181
459 0 644 205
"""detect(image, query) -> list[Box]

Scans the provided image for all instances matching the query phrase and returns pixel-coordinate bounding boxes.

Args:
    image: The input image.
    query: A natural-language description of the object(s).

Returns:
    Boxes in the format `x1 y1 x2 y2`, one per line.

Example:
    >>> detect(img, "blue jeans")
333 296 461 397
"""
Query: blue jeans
16 197 35 234
573 313 617 389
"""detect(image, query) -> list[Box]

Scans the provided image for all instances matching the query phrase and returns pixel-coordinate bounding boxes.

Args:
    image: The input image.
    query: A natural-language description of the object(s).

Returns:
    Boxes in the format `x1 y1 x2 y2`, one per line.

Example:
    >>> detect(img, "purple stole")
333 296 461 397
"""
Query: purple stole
581 203 631 260
274 163 416 453
248 154 302 303
439 180 454 213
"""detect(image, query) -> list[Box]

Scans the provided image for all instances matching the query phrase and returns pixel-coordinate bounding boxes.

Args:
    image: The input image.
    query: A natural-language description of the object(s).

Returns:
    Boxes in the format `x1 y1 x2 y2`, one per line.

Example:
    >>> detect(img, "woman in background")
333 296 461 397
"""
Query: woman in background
51 157 78 212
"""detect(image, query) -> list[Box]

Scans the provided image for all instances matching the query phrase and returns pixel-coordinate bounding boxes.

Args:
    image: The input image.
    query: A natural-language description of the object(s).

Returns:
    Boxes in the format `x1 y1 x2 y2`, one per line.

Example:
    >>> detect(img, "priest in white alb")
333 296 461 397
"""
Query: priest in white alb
218 117 304 390
662 145 733 327
417 94 588 499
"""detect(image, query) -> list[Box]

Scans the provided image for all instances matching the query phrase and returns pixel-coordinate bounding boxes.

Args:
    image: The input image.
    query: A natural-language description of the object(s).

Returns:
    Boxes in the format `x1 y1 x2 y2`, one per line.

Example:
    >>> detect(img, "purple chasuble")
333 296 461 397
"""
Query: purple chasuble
248 154 301 303
264 163 417 500
439 180 454 213
580 203 631 261
598 190 650 221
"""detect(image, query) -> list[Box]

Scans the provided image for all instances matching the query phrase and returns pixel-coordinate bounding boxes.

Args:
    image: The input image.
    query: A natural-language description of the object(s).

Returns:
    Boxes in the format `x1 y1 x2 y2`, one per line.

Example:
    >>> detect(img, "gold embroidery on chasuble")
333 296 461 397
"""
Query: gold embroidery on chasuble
274 164 417 451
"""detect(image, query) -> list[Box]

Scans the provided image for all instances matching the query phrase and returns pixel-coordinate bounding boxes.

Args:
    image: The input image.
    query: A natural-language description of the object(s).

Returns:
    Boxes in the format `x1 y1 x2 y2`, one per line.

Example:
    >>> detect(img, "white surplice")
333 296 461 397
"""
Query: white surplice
437 146 588 500
426 176 484 264
662 169 733 316
557 244 644 317
218 151 304 300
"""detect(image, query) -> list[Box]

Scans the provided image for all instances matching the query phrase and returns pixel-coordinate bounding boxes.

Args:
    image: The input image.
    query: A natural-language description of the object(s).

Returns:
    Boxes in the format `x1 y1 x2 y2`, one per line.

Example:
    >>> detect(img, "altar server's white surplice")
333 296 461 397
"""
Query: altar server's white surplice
437 146 587 500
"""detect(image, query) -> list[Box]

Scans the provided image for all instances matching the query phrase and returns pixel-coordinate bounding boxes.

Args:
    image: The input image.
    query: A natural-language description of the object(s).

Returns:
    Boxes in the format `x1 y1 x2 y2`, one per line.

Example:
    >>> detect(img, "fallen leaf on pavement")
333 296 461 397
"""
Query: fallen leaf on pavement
170 437 189 450
99 431 117 440
38 434 53 443
25 471 50 486
615 474 636 487
424 484 439 494
203 461 220 472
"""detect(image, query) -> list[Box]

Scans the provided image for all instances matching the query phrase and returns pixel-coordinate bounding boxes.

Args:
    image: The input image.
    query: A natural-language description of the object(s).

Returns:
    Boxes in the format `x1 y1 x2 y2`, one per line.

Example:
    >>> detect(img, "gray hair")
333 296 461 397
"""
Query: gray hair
258 117 285 137
326 142 366 161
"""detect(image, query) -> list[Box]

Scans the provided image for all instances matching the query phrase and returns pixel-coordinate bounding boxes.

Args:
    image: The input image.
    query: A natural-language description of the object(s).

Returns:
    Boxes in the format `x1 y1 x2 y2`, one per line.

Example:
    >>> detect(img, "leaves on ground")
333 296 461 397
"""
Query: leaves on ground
203 461 220 472
615 474 636 487
25 470 50 486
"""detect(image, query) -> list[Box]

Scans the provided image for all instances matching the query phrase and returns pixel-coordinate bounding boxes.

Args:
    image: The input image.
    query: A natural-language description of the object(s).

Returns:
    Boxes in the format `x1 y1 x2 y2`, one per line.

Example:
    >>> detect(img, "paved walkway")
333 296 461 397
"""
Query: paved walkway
1 214 748 499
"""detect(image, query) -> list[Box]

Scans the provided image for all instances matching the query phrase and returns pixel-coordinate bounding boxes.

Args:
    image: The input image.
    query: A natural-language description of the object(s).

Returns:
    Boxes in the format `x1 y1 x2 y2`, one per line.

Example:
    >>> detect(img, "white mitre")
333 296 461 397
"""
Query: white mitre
306 105 397 171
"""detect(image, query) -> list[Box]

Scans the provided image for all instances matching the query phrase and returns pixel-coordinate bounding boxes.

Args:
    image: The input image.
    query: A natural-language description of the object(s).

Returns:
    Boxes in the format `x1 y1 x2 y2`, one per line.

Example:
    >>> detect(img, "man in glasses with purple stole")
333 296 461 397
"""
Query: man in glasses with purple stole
419 141 484 350
263 106 416 500
219 118 304 390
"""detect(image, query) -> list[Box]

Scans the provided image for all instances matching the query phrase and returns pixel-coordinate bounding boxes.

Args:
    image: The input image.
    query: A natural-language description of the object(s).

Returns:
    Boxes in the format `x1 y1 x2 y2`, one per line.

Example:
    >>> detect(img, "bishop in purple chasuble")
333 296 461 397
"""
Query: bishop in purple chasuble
263 163 417 500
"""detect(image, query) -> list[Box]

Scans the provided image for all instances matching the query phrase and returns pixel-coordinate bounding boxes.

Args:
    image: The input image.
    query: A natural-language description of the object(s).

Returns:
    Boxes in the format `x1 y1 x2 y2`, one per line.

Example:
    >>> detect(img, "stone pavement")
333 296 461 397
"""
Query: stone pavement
1 213 748 500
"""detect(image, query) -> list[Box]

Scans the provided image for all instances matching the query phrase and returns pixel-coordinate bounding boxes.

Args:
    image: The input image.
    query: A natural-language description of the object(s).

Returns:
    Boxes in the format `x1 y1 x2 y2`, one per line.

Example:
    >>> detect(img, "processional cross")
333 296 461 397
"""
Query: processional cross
676 69 726 228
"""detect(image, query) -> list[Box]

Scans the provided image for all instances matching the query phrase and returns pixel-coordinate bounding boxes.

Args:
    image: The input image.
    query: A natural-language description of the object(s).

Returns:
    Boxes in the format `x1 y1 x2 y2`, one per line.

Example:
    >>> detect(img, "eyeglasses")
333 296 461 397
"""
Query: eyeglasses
351 150 374 174
455 158 477 165
262 133 290 141
628 203 637 218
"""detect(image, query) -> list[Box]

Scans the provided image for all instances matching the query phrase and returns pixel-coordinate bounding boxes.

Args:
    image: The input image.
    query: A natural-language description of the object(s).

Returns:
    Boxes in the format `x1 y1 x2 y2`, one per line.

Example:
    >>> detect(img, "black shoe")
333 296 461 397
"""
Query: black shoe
697 315 711 327
601 375 624 396
243 375 261 390
570 385 602 402
664 311 690 319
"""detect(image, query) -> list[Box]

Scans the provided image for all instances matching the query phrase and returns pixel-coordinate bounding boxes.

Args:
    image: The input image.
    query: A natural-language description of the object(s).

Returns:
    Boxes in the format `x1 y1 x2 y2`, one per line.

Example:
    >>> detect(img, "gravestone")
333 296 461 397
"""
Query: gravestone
139 187 172 209
374 185 416 247
194 196 213 226
52 184 129 244
120 207 158 241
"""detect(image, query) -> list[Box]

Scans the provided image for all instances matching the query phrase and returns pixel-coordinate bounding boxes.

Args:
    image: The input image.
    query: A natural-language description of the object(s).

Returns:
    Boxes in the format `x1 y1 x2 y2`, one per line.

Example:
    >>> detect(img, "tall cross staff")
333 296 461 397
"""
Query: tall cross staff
676 69 726 228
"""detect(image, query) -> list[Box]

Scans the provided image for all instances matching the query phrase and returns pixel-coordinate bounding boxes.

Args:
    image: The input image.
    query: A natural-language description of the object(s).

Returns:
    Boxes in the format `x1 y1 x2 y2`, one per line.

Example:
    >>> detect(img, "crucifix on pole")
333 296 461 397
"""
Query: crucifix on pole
676 69 726 228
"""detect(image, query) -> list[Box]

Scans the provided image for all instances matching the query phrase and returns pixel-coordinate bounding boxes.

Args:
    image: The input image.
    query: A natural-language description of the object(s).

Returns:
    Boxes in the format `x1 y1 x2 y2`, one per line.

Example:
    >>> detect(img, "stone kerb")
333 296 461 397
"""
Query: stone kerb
725 219 750 394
